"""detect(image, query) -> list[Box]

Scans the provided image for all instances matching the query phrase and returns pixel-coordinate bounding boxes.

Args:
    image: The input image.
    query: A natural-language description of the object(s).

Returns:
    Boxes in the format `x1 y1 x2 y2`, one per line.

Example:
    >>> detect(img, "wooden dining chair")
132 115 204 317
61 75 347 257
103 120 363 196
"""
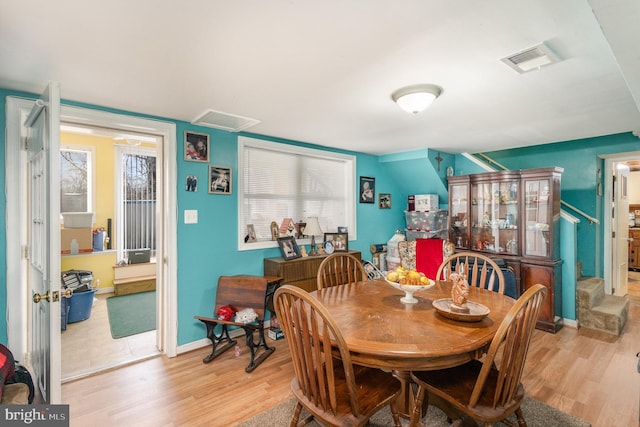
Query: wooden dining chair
436 251 506 294
409 284 547 427
317 253 366 291
274 285 402 427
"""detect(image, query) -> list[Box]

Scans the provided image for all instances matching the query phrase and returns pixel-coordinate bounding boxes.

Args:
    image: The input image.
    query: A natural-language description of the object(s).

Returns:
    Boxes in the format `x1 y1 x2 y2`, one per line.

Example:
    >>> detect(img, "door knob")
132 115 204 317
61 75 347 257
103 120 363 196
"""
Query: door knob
32 291 50 303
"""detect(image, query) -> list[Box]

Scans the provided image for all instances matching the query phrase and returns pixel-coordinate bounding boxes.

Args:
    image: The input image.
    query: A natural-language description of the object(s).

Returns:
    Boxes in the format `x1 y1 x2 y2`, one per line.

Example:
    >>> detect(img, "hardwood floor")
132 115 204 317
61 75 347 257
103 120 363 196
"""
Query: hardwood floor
61 292 159 381
62 295 640 426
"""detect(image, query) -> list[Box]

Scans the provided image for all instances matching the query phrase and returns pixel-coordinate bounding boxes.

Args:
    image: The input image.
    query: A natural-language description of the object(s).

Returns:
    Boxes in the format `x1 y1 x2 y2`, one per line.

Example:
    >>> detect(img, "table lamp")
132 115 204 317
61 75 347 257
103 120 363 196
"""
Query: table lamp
304 217 323 256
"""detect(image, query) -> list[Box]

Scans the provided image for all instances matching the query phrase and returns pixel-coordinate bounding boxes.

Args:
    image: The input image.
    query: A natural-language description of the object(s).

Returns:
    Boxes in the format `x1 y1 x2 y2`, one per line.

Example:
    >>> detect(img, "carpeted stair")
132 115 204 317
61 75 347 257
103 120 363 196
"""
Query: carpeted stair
576 275 630 336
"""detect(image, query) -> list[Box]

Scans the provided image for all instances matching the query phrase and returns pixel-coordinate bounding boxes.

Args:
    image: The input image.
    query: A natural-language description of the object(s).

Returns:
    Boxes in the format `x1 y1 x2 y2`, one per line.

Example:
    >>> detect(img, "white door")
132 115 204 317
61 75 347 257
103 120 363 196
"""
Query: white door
613 162 630 296
25 82 62 403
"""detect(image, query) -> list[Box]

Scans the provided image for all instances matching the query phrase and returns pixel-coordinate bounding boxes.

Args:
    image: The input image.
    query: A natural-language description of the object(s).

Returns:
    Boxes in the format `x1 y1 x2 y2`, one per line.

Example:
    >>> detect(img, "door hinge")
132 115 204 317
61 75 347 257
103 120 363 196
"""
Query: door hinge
22 136 28 151
22 245 29 259
612 231 616 238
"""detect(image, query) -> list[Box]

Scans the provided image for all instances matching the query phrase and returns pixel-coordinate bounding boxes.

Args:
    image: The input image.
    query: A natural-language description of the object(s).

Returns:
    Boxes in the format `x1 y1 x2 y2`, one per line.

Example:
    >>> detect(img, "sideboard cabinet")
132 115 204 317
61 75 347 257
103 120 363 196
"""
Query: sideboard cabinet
264 250 362 292
448 167 563 332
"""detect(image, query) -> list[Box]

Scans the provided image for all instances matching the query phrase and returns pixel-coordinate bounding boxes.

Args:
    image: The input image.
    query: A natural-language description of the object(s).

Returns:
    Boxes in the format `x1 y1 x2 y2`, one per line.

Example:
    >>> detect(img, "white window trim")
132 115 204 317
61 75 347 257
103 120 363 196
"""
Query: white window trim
60 144 96 215
237 136 357 251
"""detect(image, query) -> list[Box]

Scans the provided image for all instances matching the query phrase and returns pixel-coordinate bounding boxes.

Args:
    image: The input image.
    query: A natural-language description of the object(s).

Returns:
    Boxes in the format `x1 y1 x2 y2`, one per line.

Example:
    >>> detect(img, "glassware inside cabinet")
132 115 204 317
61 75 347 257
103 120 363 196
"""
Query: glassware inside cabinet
524 178 551 257
449 183 469 248
470 180 519 254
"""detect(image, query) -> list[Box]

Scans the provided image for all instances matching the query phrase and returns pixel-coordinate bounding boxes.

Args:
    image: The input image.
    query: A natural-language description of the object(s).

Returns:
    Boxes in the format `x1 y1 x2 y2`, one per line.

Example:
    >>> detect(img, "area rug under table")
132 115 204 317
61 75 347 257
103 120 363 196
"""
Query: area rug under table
106 291 156 339
236 396 591 427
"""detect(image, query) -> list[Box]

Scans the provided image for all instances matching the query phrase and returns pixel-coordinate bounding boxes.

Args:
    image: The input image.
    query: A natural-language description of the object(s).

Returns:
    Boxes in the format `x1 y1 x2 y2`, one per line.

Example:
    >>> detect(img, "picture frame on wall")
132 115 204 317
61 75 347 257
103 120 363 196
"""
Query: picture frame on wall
277 236 301 261
359 176 375 203
184 131 209 162
324 232 349 252
378 193 391 209
208 165 232 194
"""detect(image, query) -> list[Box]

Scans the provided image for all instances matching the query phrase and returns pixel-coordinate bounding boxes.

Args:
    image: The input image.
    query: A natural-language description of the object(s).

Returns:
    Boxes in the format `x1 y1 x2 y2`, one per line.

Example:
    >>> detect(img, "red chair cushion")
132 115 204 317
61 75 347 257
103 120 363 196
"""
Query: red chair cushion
416 238 444 280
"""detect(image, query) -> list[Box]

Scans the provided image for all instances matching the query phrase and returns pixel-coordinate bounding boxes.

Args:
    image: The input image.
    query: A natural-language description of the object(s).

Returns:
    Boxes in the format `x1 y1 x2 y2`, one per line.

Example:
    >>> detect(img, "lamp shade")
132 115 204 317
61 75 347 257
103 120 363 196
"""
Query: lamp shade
391 84 442 114
304 217 323 237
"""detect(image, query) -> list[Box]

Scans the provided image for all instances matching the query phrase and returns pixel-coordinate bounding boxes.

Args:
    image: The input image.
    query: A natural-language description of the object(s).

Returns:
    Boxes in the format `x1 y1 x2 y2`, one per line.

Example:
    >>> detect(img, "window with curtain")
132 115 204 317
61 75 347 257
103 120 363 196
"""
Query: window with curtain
115 145 157 260
60 146 94 213
238 136 356 250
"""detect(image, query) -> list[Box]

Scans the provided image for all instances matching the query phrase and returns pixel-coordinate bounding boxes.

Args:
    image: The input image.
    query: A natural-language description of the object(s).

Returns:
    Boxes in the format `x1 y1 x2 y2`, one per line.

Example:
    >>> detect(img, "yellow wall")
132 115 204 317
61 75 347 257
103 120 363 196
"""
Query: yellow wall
60 132 115 231
59 133 157 291
60 132 116 290
61 252 118 289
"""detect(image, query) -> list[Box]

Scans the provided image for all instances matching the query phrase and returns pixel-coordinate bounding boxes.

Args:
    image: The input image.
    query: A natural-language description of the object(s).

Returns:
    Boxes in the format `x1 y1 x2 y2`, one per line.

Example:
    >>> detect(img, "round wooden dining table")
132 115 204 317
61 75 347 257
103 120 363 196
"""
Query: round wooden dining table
310 278 516 420
311 278 516 371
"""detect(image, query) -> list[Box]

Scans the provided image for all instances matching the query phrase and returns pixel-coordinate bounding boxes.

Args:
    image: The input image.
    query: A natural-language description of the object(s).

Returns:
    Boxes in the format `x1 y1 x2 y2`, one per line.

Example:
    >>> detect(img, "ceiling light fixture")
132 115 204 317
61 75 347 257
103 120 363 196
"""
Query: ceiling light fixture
391 84 442 114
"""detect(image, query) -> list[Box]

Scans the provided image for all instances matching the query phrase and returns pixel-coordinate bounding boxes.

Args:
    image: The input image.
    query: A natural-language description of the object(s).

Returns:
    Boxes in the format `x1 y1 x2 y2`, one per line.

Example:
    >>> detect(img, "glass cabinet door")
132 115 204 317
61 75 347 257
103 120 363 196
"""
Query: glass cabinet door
449 182 469 248
470 179 519 255
523 177 551 257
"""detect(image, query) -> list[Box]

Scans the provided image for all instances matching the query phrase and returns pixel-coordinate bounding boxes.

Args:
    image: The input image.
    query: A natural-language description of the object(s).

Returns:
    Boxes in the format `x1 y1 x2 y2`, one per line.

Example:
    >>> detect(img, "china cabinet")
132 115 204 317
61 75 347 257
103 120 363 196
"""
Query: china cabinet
447 167 563 332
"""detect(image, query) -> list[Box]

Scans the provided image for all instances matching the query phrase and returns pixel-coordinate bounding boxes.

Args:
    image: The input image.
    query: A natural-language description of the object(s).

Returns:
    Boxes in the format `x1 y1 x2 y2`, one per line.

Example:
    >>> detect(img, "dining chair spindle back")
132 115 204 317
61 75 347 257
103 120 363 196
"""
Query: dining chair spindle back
317 253 367 291
409 284 547 427
436 251 506 294
274 285 402 427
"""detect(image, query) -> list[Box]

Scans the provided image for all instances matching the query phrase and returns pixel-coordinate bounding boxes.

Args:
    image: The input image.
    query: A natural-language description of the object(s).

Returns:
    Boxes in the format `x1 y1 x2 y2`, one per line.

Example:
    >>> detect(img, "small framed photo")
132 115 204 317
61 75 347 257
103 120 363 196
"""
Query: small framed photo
208 165 232 194
277 236 301 261
324 232 348 252
185 175 198 192
378 193 391 209
184 131 209 162
359 176 375 203
245 224 257 243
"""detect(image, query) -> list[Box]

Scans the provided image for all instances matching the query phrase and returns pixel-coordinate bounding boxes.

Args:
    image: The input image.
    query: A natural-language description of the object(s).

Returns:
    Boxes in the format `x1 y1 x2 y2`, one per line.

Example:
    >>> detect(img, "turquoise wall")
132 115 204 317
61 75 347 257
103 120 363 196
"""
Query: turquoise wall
0 88 423 347
478 132 639 277
2 86 635 344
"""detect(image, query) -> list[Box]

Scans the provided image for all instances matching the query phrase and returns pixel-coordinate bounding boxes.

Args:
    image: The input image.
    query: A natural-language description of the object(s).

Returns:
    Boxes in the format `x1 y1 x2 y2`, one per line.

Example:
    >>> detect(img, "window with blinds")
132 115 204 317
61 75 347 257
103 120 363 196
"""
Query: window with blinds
60 146 94 213
115 145 157 260
238 136 356 250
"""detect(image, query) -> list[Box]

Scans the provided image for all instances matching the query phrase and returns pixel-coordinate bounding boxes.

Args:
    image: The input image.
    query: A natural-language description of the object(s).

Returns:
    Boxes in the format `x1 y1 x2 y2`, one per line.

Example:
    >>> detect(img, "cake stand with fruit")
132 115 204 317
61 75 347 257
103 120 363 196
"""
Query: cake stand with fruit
364 262 435 304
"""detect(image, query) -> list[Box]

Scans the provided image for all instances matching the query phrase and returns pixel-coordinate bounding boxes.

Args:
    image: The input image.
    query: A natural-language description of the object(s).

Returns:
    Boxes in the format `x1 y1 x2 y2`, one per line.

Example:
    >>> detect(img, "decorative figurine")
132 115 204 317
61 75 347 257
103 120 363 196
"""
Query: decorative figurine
300 245 308 257
450 273 470 314
443 241 456 258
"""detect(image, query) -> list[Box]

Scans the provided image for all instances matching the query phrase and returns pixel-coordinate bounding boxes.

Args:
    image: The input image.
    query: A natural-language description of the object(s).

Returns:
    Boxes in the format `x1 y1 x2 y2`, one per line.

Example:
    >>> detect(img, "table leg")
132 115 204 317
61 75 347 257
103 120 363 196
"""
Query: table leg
391 370 417 422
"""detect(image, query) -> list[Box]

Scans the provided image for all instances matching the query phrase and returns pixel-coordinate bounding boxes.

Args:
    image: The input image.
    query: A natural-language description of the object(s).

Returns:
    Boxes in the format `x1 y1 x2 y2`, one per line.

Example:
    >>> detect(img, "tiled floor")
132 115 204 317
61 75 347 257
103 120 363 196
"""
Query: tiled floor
61 292 159 381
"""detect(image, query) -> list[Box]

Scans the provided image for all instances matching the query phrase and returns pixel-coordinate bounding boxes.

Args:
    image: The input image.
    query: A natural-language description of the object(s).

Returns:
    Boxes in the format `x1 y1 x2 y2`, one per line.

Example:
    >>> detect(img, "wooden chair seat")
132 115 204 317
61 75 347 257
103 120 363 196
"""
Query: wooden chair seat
275 285 402 427
194 275 281 373
409 284 547 427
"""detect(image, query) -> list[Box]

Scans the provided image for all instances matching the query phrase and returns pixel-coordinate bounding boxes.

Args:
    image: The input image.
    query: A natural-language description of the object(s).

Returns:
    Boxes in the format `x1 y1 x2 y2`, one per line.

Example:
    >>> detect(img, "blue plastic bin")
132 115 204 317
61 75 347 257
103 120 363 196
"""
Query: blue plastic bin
67 289 97 323
61 297 70 331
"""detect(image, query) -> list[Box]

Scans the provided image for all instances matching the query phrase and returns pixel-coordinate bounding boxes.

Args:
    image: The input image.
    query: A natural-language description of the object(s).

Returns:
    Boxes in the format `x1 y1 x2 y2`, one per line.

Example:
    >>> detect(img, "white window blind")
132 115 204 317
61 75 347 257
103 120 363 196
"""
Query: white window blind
238 136 356 250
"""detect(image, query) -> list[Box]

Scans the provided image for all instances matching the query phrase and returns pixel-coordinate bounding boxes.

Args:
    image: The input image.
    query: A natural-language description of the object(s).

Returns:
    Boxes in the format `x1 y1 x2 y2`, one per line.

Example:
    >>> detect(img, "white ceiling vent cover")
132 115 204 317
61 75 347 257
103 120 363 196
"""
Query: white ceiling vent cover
501 42 561 73
191 109 260 132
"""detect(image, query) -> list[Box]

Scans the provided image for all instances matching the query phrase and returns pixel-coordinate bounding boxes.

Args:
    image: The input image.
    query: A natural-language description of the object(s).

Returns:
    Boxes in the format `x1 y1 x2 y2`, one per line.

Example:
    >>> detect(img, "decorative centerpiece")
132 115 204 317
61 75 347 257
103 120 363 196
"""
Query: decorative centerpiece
384 266 435 304
432 273 490 322
449 273 470 314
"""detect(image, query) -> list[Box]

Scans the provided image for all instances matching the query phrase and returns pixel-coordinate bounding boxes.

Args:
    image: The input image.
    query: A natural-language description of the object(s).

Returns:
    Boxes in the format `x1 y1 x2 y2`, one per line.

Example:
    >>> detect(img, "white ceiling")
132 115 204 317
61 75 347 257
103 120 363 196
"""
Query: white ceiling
1 0 639 155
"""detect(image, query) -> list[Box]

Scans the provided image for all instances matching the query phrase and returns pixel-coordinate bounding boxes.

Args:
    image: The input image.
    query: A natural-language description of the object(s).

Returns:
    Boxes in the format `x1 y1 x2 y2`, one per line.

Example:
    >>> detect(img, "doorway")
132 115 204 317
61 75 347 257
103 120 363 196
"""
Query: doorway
603 151 640 297
5 98 178 394
59 125 162 380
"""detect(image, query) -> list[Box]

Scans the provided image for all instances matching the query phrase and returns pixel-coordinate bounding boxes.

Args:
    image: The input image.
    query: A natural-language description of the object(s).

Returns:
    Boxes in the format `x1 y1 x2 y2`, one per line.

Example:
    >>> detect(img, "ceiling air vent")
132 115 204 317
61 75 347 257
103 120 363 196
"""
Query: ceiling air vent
501 42 561 74
191 109 260 132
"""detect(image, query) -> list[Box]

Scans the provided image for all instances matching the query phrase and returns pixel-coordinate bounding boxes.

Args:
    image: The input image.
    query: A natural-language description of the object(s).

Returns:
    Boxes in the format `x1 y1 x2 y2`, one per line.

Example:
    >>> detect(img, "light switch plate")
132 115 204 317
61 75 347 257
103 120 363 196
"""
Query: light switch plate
184 210 198 224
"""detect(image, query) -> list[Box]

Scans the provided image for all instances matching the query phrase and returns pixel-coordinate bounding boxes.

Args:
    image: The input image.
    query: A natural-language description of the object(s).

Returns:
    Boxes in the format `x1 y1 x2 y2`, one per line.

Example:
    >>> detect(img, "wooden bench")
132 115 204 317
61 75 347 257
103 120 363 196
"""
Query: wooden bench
194 275 282 373
113 262 156 296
